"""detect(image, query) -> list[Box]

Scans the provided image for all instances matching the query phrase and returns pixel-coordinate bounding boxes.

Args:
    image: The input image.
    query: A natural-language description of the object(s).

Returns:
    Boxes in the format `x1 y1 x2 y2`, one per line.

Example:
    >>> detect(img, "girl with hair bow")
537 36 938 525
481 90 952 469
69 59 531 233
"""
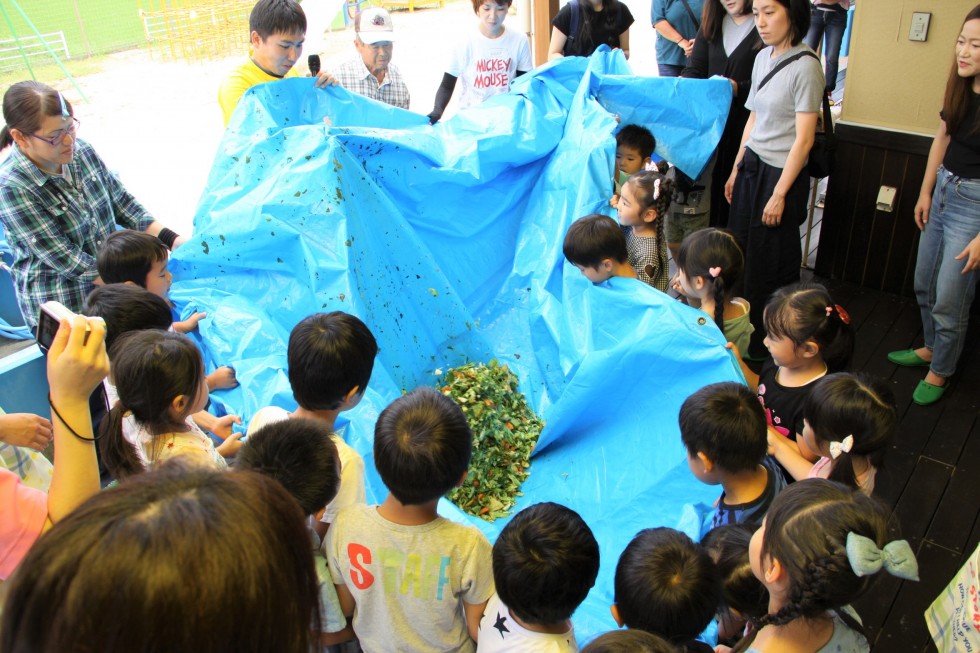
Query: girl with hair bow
767 372 896 496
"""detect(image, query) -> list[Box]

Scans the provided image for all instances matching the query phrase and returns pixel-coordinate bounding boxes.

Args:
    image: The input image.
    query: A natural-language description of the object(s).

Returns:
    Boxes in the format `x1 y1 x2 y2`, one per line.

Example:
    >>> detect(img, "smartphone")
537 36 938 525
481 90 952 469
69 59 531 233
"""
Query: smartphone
36 301 85 350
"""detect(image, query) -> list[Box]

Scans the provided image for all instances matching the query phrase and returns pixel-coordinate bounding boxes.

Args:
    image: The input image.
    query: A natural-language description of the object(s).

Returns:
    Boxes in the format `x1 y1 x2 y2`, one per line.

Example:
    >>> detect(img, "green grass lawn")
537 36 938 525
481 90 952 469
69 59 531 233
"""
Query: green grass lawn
0 0 146 60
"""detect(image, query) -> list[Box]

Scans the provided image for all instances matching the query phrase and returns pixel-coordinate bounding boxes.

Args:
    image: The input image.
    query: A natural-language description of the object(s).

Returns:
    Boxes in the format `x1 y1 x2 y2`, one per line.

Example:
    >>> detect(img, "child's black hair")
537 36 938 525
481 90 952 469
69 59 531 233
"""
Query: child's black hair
373 386 472 506
287 312 378 412
679 382 766 474
563 214 629 269
701 524 768 621
98 330 205 480
96 230 169 288
614 527 721 644
622 164 672 250
763 282 855 372
493 502 600 625
249 0 306 39
237 418 341 516
616 124 656 160
803 373 896 492
731 480 894 653
83 284 173 352
675 228 745 332
1 462 321 653
581 630 680 653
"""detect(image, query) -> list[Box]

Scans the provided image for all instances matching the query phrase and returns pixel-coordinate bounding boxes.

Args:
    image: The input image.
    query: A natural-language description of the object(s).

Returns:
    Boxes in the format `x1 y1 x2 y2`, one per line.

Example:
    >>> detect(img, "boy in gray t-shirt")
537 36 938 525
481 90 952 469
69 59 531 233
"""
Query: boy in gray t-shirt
326 387 494 653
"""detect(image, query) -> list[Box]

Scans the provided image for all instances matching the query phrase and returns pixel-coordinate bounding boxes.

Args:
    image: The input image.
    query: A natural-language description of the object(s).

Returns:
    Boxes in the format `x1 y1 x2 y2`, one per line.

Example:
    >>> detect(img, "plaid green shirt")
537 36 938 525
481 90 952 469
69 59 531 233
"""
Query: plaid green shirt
0 140 155 327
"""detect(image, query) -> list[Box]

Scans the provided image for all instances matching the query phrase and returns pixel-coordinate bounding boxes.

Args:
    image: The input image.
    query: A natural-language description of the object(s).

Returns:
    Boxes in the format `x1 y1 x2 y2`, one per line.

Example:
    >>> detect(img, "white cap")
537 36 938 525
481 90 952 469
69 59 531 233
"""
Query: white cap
356 7 396 44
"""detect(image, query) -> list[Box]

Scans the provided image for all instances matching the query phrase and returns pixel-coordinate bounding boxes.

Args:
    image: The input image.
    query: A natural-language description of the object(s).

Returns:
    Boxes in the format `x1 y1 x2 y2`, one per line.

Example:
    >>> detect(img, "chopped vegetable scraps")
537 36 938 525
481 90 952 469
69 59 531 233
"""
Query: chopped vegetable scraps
440 360 544 522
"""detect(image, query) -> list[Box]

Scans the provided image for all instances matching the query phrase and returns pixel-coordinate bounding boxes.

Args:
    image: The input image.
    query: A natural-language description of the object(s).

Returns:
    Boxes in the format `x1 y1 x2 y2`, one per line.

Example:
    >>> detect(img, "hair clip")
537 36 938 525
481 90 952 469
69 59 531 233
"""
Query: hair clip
846 532 919 581
829 434 853 459
708 267 721 278
653 178 661 201
835 304 851 325
58 92 70 118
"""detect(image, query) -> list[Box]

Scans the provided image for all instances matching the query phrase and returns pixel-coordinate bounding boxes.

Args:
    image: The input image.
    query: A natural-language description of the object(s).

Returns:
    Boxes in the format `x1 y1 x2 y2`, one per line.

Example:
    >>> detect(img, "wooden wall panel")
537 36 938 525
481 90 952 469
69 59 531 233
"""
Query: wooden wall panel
815 124 932 297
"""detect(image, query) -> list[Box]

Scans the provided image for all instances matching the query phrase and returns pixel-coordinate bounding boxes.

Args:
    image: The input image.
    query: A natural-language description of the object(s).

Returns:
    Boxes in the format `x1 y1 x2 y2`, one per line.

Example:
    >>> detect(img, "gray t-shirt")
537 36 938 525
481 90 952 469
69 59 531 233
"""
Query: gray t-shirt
744 44 824 168
326 503 495 653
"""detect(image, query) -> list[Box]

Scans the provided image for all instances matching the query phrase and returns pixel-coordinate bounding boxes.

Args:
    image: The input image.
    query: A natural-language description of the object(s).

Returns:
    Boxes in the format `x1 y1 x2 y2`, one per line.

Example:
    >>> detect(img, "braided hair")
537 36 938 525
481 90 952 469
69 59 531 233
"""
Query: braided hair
675 228 745 332
763 282 855 372
730 480 891 653
625 161 672 223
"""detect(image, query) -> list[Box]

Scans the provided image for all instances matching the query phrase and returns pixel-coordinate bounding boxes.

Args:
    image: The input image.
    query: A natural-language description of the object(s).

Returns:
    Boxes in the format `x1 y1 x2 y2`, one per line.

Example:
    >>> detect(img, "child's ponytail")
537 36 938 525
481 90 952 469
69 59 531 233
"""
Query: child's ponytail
763 283 855 372
102 330 206 474
675 228 745 332
804 373 897 492
98 400 145 480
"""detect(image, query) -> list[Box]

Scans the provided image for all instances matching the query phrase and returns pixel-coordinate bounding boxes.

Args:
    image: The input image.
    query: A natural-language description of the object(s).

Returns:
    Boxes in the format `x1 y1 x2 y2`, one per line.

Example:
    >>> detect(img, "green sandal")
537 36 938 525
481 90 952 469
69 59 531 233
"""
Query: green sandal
912 380 946 406
888 349 932 368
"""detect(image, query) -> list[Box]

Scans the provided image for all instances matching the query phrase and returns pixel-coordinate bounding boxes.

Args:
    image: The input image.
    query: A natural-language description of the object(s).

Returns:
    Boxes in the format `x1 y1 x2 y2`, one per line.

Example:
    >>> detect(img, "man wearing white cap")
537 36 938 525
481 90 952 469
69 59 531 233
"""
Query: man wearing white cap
332 7 410 109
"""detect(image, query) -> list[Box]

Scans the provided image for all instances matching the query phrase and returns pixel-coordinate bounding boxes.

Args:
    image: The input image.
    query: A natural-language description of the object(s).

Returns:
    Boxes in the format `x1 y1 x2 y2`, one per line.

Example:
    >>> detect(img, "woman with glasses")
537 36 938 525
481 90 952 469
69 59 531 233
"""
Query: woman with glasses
0 81 184 330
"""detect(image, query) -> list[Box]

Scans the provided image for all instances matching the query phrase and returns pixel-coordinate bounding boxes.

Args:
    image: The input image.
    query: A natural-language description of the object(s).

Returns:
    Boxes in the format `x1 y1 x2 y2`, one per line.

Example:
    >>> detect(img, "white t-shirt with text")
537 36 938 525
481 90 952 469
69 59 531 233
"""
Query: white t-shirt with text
447 27 533 110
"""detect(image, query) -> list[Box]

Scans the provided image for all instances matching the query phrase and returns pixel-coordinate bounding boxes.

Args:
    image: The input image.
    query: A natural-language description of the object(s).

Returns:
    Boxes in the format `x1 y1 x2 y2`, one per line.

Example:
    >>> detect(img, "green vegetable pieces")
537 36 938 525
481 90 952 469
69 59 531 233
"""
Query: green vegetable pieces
440 360 543 522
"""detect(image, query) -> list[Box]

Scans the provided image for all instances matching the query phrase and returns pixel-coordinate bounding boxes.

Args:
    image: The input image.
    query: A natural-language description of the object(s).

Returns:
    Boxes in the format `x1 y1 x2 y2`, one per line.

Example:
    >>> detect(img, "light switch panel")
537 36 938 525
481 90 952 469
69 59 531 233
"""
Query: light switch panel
910 12 931 42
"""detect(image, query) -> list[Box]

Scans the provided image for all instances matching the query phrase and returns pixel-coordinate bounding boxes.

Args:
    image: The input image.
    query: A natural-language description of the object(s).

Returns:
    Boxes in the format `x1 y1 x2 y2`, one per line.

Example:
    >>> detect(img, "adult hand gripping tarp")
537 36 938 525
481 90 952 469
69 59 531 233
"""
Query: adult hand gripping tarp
171 48 740 643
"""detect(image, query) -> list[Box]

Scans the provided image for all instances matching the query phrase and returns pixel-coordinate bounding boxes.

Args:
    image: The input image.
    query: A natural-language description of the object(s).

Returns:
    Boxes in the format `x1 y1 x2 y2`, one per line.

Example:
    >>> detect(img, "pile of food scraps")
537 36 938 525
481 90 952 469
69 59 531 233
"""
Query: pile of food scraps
439 360 544 522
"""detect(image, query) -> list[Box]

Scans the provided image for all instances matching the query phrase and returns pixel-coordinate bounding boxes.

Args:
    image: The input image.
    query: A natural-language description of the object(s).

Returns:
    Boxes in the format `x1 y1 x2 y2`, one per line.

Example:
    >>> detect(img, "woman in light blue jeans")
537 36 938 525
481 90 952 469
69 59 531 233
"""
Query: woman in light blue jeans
888 4 980 405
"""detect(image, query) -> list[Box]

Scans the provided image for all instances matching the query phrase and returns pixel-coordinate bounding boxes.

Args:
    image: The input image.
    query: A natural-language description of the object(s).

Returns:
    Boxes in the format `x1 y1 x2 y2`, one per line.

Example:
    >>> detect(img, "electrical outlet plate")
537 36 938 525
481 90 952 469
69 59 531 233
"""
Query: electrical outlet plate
910 12 931 42
876 186 897 212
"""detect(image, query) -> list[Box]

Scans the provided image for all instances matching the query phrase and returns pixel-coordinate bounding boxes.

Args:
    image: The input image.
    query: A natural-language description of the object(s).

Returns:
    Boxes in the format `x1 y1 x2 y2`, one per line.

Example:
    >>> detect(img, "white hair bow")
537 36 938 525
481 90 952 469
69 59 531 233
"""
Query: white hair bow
653 178 661 201
829 434 854 459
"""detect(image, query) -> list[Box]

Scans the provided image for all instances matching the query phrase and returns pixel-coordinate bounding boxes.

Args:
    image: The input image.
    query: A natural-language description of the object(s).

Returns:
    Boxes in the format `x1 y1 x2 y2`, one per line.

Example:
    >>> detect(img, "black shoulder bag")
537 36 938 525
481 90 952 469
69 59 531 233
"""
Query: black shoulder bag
757 50 836 179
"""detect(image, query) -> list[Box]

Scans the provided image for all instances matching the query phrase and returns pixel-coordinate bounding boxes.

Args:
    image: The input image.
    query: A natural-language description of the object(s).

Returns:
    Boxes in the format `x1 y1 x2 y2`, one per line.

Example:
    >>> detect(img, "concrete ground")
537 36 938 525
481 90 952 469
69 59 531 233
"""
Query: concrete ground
41 0 658 237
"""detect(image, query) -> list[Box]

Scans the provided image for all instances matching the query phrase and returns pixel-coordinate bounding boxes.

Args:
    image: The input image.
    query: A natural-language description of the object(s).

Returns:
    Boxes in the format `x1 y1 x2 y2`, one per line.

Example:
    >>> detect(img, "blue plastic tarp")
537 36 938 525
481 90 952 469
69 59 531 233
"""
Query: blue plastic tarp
171 48 740 643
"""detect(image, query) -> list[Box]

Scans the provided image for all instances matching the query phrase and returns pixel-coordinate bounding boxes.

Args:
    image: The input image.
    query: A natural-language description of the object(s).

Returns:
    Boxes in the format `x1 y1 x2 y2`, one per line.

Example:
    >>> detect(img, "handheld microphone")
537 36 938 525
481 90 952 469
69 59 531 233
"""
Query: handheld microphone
308 54 321 76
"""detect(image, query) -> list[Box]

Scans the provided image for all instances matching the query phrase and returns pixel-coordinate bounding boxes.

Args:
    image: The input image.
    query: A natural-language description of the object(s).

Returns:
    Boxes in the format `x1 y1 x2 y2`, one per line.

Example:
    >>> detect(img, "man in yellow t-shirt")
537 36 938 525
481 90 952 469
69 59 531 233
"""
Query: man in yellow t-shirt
218 0 307 126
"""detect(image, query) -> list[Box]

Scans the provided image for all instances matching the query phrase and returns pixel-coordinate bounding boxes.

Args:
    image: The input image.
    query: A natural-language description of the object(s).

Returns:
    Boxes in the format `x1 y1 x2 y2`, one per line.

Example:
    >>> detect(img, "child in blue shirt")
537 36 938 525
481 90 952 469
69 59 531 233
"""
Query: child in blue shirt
679 382 786 536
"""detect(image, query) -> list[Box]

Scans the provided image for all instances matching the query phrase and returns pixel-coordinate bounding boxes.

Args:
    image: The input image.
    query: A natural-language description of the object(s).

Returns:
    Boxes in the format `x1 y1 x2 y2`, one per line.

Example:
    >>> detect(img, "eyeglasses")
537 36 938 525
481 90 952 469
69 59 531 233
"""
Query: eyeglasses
30 117 80 146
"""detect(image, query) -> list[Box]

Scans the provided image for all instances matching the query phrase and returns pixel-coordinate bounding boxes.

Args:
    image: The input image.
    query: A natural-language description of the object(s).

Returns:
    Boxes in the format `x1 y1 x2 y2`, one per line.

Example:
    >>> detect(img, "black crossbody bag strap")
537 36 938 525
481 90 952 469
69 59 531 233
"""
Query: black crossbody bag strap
757 50 818 90
678 0 700 29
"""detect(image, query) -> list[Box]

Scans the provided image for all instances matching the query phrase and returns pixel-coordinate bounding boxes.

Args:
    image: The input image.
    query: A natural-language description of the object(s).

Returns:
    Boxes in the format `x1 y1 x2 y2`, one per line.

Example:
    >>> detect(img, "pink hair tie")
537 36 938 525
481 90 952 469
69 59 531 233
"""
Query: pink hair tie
708 267 721 278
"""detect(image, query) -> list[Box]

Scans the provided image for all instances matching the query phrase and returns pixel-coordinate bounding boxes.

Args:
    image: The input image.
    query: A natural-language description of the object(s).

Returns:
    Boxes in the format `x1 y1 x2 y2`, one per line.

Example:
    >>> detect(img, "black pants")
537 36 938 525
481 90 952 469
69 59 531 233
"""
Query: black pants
728 148 809 354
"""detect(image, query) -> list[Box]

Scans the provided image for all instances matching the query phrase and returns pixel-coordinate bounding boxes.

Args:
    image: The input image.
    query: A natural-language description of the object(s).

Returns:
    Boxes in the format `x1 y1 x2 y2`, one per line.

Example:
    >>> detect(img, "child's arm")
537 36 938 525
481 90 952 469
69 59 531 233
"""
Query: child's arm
726 342 759 389
193 411 242 440
206 365 238 391
464 599 489 642
214 432 244 458
172 311 207 334
334 583 356 617
320 624 355 647
0 413 53 451
767 427 814 481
